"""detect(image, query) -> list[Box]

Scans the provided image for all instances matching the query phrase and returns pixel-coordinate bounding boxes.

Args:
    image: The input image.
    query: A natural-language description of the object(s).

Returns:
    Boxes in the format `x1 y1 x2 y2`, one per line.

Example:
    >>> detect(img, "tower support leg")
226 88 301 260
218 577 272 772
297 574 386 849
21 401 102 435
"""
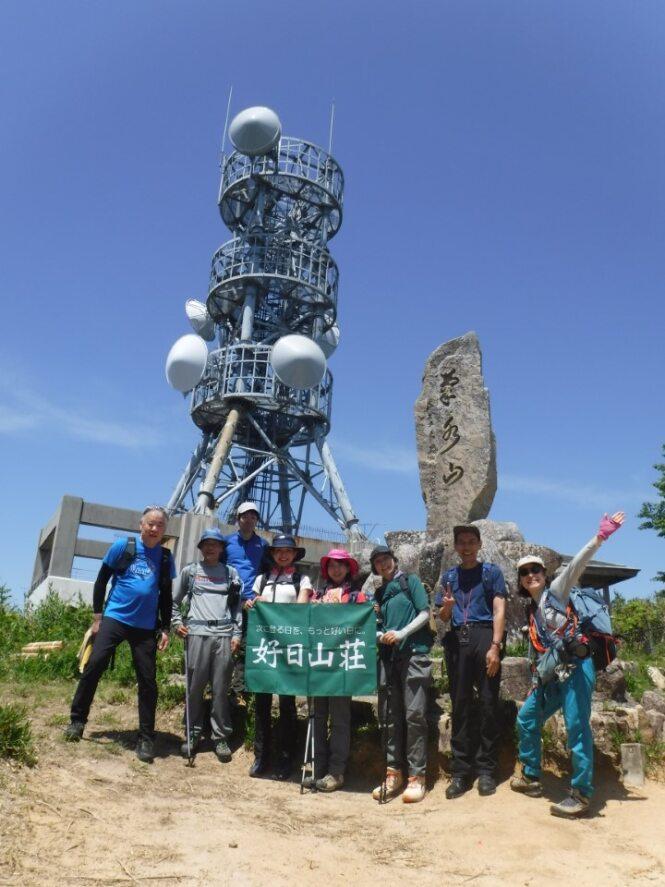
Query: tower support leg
194 407 243 514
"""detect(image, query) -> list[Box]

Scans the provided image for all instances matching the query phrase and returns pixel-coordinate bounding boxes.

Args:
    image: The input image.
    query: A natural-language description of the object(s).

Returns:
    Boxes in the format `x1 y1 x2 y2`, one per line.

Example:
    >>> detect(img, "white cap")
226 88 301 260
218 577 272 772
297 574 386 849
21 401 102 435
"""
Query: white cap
237 502 260 518
516 555 546 570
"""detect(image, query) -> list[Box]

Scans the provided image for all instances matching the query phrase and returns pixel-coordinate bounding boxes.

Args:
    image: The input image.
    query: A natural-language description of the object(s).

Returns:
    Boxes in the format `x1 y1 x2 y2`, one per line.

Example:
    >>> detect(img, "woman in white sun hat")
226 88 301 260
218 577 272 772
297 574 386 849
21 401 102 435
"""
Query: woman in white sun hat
510 511 625 818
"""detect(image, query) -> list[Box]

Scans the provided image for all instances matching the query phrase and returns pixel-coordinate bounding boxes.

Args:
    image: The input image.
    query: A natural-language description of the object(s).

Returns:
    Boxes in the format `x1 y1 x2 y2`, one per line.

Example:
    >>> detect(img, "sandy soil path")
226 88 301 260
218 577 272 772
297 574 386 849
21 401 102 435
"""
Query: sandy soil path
1 689 664 886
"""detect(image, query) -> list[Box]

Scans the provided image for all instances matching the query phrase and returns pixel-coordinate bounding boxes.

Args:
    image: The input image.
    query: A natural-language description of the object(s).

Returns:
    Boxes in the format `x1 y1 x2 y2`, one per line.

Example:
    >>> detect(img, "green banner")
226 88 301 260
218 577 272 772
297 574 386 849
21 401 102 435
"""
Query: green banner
245 602 377 697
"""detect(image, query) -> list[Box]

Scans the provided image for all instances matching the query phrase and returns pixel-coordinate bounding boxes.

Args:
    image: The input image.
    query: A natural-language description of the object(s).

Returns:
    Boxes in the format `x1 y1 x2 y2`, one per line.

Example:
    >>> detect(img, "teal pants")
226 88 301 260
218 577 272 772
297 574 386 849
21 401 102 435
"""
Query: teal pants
517 657 595 796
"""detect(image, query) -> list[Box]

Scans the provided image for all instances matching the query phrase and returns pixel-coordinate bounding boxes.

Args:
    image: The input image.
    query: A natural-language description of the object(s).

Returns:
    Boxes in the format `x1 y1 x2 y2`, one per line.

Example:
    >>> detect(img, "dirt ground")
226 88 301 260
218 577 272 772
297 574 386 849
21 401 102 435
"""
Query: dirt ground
2 682 665 887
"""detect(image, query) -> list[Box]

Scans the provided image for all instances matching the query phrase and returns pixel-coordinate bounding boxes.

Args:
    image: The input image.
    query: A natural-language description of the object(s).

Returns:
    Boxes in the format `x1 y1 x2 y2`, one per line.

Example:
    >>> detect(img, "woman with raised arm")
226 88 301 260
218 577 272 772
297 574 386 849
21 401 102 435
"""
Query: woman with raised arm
510 512 625 818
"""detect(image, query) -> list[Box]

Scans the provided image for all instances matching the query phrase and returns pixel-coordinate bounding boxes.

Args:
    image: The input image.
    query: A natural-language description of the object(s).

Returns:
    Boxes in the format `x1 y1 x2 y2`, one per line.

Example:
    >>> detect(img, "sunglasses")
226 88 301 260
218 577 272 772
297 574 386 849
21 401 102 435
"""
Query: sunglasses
519 565 544 578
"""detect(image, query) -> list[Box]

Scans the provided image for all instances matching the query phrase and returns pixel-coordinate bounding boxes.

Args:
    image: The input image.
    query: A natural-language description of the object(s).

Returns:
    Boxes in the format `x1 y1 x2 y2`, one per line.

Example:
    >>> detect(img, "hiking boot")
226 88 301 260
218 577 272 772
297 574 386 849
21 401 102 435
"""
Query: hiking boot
136 737 155 763
550 789 590 819
180 734 200 759
63 721 84 742
372 768 404 801
402 775 426 804
273 754 293 781
478 774 497 796
445 776 472 799
316 773 344 793
214 739 232 763
510 772 543 797
249 756 270 778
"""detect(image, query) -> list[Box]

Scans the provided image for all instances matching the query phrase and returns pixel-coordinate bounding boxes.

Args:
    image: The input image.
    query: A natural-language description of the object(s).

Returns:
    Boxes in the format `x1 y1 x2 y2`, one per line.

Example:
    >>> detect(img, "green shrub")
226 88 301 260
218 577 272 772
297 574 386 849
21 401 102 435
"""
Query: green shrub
0 704 37 766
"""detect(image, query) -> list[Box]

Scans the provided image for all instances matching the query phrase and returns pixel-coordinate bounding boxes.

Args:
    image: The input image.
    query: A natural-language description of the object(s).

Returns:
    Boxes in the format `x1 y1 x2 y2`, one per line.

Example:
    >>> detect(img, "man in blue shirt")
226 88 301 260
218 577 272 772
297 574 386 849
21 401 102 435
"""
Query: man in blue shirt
64 506 176 762
436 525 506 799
224 502 269 698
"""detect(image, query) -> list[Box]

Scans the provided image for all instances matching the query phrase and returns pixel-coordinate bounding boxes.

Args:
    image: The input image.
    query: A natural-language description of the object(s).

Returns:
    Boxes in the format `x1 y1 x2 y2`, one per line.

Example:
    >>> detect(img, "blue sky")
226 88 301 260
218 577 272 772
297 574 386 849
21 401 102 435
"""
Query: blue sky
1 1 663 604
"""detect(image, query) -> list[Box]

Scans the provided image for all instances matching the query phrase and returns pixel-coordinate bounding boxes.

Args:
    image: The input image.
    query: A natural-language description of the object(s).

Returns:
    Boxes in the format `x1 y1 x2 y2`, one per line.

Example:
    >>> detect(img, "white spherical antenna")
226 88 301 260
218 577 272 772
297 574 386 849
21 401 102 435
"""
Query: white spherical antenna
270 335 327 389
315 323 340 358
185 299 216 342
229 106 282 156
165 334 209 392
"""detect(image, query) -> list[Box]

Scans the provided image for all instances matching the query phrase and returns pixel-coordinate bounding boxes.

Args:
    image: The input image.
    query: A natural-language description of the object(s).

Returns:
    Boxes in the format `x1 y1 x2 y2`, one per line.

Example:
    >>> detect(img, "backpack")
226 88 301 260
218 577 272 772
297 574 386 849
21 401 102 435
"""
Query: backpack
528 586 618 679
258 571 303 600
440 563 496 602
105 536 172 613
181 562 243 613
376 572 436 644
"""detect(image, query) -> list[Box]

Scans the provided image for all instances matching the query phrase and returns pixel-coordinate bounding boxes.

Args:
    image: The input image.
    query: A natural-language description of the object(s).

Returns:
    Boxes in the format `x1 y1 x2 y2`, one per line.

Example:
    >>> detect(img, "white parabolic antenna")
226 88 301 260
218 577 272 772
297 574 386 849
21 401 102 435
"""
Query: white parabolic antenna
185 299 216 341
166 334 209 392
315 323 340 358
270 335 326 389
229 106 282 156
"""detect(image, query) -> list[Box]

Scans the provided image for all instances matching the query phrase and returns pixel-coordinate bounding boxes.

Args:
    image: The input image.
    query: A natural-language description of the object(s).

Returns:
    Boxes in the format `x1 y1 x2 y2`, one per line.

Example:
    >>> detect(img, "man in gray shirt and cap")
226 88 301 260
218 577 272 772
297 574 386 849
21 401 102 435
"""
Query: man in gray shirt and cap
172 528 243 762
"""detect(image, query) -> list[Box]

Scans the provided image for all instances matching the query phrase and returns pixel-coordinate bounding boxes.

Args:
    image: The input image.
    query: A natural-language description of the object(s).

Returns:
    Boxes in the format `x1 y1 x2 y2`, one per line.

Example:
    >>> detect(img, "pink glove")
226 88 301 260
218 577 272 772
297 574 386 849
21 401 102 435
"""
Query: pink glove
598 514 622 540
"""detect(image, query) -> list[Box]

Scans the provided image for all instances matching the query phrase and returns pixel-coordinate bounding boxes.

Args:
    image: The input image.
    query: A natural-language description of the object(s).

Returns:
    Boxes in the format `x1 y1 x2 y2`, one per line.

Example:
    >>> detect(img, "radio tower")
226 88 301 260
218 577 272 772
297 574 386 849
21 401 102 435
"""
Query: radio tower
165 106 362 541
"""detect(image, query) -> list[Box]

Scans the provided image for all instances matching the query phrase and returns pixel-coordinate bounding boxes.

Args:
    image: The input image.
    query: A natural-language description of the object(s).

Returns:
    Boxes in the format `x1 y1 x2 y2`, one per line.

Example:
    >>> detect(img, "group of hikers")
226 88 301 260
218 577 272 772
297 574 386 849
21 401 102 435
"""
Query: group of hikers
63 500 625 817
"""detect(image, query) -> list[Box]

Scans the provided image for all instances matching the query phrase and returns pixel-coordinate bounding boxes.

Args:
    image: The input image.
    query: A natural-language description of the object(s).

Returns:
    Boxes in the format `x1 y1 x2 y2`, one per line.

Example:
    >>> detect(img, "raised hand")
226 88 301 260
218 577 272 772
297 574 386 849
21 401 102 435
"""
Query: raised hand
598 511 625 541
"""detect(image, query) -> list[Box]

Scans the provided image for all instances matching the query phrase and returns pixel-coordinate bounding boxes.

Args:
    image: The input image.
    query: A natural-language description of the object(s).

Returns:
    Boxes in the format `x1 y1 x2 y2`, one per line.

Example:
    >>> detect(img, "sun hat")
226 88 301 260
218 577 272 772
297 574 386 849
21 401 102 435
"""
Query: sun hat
237 501 260 518
197 528 227 549
320 548 360 581
269 533 306 562
516 555 546 571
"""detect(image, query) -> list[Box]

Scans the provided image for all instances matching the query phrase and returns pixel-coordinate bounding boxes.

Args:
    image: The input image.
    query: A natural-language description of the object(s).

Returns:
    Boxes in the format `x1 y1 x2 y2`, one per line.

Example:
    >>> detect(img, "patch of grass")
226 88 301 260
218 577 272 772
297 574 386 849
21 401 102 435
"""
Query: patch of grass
46 712 69 727
645 740 665 775
157 682 185 710
0 704 37 767
102 687 131 706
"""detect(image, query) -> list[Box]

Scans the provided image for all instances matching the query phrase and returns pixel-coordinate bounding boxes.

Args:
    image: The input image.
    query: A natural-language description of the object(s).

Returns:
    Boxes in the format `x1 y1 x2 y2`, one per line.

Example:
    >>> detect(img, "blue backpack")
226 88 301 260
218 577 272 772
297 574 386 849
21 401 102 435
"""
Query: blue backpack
529 586 618 682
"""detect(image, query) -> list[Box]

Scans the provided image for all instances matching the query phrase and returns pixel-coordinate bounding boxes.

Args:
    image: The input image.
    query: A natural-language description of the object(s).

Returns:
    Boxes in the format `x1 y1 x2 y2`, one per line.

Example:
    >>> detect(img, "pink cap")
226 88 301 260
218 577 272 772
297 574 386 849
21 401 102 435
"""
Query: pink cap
320 548 360 581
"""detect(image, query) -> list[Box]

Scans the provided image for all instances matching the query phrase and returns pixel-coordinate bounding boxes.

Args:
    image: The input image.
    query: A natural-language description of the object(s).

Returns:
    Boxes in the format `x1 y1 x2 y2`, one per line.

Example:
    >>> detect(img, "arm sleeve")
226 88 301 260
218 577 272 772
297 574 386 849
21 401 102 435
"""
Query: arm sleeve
549 536 601 604
159 554 173 631
92 563 113 614
392 609 430 642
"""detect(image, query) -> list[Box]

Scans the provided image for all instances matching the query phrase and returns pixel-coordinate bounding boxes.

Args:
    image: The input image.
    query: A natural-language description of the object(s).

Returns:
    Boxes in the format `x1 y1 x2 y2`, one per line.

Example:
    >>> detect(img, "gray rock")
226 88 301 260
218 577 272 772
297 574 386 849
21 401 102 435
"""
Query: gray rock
647 665 665 691
595 661 628 702
500 656 532 702
384 530 444 591
646 710 665 741
641 689 665 716
415 332 497 539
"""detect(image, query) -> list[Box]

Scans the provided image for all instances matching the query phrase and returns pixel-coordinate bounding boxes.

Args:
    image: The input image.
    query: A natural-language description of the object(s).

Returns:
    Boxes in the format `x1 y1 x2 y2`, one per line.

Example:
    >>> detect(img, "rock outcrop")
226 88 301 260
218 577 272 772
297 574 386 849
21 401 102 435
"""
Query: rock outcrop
415 332 497 539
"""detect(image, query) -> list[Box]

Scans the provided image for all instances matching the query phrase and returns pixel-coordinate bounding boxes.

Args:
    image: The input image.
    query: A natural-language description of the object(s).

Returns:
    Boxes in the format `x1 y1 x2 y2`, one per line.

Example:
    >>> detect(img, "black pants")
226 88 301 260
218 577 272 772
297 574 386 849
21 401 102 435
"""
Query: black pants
70 616 158 740
253 693 297 762
444 623 501 778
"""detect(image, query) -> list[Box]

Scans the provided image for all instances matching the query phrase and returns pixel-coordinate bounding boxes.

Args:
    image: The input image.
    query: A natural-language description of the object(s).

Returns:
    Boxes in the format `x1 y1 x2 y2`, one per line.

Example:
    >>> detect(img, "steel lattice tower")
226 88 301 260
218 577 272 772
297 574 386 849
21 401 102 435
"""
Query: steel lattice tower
166 107 362 541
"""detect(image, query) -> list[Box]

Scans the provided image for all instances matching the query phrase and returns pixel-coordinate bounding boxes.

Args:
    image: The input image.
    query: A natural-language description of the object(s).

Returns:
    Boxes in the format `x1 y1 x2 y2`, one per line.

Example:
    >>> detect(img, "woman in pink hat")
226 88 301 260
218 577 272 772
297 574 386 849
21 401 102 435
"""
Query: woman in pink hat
310 548 366 791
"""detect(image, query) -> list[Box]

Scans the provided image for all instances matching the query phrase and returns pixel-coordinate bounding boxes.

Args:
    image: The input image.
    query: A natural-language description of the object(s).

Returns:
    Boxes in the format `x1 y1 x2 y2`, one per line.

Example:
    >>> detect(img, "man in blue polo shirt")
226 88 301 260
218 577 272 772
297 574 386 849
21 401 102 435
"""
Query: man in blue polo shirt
64 506 176 763
225 502 269 698
436 524 506 799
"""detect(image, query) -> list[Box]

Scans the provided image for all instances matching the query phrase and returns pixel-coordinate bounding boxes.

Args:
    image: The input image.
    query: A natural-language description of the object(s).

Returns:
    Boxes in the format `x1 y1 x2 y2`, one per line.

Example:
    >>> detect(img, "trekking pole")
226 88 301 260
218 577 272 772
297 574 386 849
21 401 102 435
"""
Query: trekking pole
379 648 394 805
183 631 194 768
300 696 317 793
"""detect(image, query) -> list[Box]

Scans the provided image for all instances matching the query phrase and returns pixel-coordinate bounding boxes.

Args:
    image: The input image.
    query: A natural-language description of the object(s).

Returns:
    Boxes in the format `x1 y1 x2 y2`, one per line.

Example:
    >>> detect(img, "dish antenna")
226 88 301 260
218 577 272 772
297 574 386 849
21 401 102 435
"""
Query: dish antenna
228 106 281 156
270 335 327 389
185 299 216 341
165 334 208 392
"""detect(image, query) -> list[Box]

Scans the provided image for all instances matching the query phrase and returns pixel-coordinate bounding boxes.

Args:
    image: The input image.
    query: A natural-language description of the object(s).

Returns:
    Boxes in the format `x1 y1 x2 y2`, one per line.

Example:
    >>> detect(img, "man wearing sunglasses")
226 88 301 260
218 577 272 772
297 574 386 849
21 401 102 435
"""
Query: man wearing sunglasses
436 524 506 799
